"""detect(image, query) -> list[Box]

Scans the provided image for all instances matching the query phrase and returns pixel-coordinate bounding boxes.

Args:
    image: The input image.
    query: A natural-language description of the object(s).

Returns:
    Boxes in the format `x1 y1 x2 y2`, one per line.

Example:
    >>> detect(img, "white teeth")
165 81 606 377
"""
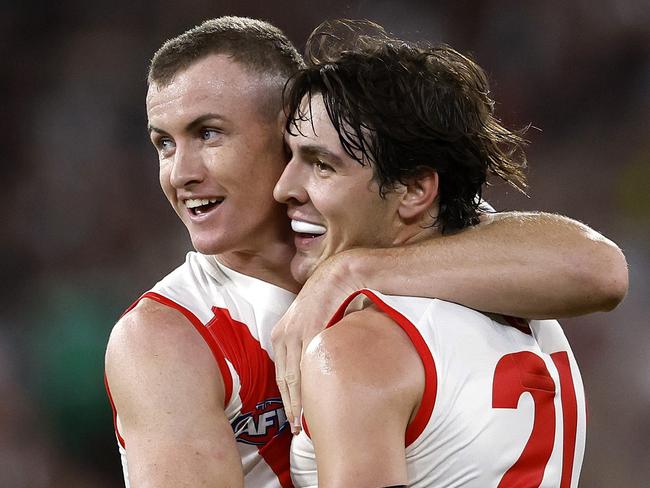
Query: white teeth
185 198 219 209
291 220 327 235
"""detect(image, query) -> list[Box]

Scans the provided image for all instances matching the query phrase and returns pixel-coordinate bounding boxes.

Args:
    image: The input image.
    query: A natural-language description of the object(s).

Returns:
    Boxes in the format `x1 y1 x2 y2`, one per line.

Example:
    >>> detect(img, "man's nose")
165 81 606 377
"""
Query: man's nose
170 144 205 188
274 158 308 204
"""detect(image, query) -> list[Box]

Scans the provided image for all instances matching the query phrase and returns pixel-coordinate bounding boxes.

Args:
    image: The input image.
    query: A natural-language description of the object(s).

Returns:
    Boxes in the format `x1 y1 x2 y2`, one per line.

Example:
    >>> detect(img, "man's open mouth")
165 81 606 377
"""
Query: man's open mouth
185 198 224 215
291 219 327 238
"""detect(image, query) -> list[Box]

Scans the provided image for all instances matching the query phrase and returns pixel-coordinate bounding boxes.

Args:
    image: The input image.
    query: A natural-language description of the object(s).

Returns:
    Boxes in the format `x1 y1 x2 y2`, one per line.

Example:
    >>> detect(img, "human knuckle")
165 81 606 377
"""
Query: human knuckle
271 329 282 343
285 373 299 386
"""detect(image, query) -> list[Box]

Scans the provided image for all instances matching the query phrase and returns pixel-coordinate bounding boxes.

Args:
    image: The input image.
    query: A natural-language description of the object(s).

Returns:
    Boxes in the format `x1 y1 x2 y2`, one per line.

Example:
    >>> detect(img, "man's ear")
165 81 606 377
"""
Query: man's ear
397 171 439 221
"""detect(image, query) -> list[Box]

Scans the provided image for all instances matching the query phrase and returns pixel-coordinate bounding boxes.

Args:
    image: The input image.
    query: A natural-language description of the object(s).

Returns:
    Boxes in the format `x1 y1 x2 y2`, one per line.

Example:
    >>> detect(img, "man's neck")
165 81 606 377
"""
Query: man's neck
392 218 442 248
216 244 301 293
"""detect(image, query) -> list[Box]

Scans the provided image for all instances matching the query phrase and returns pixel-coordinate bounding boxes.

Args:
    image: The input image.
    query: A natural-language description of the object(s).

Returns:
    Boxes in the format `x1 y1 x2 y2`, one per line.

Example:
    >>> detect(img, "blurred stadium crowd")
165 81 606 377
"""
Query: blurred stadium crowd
1 1 648 486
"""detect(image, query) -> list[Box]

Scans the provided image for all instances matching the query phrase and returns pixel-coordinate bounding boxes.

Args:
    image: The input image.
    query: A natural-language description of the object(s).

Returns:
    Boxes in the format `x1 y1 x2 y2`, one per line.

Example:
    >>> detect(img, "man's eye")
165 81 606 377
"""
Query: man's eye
315 161 334 173
155 137 175 154
201 128 221 141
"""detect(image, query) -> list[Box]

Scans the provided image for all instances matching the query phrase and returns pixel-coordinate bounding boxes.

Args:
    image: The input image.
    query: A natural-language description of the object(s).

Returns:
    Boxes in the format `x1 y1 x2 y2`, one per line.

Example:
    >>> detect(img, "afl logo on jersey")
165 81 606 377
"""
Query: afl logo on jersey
232 398 288 445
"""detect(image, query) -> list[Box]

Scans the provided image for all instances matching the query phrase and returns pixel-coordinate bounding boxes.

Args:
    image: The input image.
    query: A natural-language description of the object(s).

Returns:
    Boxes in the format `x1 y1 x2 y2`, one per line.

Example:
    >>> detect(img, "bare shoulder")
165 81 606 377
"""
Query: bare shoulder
106 298 219 376
105 298 225 416
105 301 243 486
303 306 423 400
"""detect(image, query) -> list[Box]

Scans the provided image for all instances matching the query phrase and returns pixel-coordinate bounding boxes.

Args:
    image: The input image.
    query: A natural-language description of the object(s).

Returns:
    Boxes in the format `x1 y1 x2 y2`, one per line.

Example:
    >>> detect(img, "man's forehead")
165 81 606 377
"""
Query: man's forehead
148 82 270 122
151 54 277 93
146 81 225 105
147 72 237 102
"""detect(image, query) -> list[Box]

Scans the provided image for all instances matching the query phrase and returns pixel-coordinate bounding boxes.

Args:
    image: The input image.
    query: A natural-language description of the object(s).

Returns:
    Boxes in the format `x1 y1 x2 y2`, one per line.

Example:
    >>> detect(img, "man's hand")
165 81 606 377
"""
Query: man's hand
271 253 361 432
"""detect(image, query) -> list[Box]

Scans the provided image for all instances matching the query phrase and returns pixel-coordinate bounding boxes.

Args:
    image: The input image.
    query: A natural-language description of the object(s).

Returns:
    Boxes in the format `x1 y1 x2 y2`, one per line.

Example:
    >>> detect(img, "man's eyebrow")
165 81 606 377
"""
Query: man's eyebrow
147 113 227 134
185 113 226 132
298 144 344 164
147 123 164 134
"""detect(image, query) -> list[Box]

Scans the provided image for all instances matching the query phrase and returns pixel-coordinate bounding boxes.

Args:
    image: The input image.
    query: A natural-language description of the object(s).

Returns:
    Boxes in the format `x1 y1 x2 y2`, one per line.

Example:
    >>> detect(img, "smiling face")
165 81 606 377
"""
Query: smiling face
273 94 406 283
146 54 291 260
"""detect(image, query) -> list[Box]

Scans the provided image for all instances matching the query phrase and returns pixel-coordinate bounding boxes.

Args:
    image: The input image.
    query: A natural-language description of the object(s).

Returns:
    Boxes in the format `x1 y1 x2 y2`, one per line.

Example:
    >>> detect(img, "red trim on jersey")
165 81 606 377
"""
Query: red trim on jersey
551 351 579 488
120 292 144 317
104 373 125 448
104 292 235 448
107 292 292 487
324 289 438 447
207 306 293 488
140 292 234 403
301 412 311 438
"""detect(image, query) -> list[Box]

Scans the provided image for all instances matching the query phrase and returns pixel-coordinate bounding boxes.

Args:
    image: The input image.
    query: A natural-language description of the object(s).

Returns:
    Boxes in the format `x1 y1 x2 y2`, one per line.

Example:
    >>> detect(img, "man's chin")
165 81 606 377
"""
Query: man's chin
191 235 226 256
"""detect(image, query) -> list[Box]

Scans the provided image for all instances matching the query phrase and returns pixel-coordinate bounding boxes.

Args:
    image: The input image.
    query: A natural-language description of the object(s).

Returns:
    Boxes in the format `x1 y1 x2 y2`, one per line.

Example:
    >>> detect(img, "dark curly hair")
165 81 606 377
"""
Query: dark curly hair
284 20 528 232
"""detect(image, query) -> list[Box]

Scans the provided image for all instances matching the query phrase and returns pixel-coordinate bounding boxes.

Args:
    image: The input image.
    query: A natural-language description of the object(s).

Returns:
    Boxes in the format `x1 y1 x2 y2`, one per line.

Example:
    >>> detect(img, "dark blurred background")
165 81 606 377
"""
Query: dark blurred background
2 0 648 486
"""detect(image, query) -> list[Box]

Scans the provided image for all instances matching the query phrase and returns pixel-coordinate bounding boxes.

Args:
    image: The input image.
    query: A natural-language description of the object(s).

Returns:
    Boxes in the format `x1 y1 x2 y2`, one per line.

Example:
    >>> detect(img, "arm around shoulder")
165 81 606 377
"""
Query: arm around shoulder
105 299 243 488
330 211 628 318
473 211 629 314
273 211 628 441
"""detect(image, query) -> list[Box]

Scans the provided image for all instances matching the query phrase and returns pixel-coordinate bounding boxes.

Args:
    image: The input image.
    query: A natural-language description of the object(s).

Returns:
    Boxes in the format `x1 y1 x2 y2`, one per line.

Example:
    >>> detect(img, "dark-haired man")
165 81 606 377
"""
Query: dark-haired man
276 23 588 487
105 16 626 488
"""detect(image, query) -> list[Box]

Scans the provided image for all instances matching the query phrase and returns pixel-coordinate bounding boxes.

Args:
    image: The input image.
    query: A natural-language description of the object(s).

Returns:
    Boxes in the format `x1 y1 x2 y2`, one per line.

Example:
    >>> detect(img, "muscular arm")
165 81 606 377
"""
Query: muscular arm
273 211 628 424
105 300 243 488
301 308 422 488
317 211 628 320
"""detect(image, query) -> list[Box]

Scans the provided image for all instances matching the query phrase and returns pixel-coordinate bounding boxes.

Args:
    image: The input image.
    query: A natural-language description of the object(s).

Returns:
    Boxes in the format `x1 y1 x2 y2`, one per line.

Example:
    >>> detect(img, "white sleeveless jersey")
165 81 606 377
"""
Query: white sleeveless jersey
291 289 586 488
106 252 296 488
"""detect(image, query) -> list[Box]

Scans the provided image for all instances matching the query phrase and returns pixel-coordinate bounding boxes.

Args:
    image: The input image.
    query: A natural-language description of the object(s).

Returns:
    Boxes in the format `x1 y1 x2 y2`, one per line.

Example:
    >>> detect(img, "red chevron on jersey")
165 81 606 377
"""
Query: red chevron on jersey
207 306 293 487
